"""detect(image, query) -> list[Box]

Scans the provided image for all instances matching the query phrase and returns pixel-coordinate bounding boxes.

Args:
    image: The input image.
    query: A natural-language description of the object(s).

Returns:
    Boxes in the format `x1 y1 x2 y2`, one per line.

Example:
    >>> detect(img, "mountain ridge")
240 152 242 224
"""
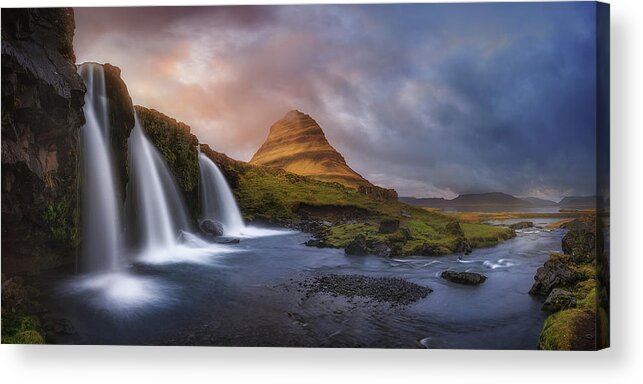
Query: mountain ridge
400 192 596 209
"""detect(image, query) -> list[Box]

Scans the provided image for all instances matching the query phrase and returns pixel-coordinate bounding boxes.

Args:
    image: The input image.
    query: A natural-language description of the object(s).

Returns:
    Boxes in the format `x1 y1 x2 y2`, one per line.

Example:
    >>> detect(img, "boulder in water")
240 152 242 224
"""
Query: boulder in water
200 219 224 237
440 271 487 285
214 237 240 244
509 221 534 230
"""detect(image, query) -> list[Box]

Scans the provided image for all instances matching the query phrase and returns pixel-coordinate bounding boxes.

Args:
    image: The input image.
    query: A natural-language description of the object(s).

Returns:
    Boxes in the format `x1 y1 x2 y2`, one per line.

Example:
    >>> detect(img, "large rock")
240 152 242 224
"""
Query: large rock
444 221 465 237
416 243 450 256
200 219 224 237
366 239 392 257
509 221 534 230
378 219 399 234
440 271 487 285
561 217 597 263
2 8 85 272
529 253 579 296
345 234 369 256
542 288 577 312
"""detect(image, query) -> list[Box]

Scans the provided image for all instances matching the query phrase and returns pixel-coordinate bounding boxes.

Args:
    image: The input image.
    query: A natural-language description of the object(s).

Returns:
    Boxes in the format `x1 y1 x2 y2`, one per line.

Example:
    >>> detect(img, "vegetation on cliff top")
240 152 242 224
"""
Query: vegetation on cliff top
134 105 200 221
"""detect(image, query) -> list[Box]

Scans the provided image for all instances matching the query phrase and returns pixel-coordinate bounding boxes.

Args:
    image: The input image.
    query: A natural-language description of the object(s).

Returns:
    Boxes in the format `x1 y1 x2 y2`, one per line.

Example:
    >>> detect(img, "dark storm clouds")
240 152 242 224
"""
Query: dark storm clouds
74 3 597 200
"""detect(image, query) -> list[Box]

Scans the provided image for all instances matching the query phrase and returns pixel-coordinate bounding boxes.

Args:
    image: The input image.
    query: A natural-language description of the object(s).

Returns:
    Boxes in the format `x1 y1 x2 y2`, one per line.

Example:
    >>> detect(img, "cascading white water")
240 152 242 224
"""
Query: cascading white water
78 63 122 272
198 151 245 235
128 115 191 252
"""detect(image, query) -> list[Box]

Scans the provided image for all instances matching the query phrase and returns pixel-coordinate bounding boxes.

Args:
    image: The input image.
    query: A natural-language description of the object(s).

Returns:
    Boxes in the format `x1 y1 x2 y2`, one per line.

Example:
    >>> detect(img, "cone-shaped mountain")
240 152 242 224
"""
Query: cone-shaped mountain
250 110 372 189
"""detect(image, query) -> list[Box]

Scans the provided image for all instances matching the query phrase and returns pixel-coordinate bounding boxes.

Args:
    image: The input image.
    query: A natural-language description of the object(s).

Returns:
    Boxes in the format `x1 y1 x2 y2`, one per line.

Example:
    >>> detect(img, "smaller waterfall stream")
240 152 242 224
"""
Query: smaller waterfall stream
128 115 191 253
198 152 245 236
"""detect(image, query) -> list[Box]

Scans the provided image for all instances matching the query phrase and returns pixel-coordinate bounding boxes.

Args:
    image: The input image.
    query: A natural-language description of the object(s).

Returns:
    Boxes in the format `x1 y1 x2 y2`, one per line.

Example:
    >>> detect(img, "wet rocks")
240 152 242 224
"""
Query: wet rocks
509 221 534 230
302 274 432 305
378 219 399 234
345 234 369 255
214 237 240 244
542 288 576 312
200 219 224 237
344 235 392 257
367 239 392 257
416 243 450 256
305 238 329 248
529 253 579 296
440 271 487 285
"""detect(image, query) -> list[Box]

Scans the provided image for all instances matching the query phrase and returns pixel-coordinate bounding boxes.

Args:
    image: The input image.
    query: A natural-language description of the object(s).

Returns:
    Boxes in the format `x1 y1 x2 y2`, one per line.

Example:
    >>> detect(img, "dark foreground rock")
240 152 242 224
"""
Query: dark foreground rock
440 271 487 285
303 274 432 305
2 8 86 273
509 221 534 230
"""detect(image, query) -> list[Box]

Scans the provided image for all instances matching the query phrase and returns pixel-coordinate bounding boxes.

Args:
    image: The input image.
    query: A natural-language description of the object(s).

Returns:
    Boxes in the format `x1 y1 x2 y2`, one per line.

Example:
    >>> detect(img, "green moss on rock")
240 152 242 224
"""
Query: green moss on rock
134 106 200 221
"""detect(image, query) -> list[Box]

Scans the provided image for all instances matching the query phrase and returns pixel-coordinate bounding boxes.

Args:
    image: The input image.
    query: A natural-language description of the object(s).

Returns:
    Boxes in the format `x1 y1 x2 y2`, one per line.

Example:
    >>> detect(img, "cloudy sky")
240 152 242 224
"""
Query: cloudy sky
74 3 597 201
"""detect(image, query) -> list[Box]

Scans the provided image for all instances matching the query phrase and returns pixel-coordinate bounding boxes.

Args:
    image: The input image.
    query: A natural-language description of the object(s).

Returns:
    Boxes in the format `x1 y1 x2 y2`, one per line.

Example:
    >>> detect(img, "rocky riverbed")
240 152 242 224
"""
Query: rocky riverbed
300 274 432 306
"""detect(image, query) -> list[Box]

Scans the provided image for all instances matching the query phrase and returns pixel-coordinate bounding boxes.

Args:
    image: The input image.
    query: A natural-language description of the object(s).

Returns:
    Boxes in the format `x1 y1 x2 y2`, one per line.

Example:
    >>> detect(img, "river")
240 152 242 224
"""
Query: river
40 217 565 349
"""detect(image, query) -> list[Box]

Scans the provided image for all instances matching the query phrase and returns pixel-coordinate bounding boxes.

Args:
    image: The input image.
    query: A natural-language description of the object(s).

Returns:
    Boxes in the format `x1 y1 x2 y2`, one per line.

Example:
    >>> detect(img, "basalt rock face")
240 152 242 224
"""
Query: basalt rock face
561 216 598 263
1 8 85 273
102 63 135 201
529 253 579 296
250 110 373 190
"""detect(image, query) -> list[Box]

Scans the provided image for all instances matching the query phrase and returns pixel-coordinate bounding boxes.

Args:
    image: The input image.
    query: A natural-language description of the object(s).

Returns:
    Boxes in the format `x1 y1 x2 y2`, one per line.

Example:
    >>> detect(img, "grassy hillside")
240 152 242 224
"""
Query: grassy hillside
201 145 514 256
135 105 513 257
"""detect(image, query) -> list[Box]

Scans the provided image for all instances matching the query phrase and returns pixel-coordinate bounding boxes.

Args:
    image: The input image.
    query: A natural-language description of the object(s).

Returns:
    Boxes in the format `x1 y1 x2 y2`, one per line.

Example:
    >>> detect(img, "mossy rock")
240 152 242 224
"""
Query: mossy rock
538 308 596 350
3 330 45 344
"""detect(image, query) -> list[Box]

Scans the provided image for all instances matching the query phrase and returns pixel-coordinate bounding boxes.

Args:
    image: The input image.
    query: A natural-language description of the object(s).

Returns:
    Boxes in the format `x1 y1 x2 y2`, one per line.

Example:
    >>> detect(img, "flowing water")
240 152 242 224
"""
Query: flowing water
127 116 192 257
198 152 245 236
78 63 122 273
43 217 564 349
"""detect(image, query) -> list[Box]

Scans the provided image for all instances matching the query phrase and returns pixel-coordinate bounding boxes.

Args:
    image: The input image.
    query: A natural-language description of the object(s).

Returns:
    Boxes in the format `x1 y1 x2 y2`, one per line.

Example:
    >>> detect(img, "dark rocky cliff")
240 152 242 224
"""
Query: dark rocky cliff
1 8 85 273
103 63 135 201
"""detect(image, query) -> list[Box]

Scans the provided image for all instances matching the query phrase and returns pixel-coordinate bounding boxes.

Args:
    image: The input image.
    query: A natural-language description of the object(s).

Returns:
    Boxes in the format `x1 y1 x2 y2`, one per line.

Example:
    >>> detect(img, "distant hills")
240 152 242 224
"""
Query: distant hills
400 192 596 210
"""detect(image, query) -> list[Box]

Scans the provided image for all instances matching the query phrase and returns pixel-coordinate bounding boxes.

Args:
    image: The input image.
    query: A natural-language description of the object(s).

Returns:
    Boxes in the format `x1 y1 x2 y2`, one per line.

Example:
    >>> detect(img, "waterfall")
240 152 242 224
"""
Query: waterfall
198 152 245 236
127 115 191 253
78 63 122 273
